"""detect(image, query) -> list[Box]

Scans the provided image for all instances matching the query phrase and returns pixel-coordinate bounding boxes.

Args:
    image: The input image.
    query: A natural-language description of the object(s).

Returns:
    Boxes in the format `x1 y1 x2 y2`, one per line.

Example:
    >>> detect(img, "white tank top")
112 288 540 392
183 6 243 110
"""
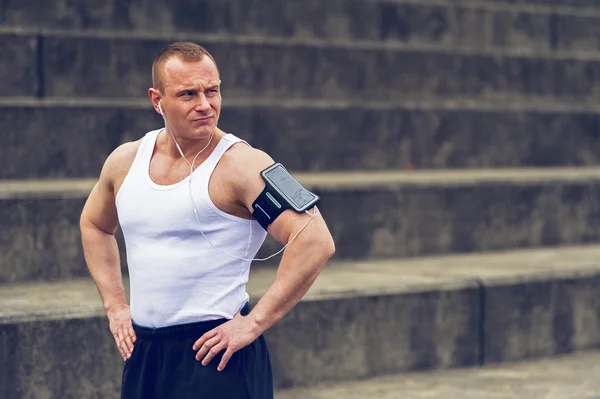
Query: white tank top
115 129 267 328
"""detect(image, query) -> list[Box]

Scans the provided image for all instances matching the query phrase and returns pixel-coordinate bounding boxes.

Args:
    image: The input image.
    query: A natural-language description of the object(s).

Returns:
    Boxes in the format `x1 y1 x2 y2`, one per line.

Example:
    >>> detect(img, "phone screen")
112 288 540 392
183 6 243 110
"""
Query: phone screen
264 165 316 209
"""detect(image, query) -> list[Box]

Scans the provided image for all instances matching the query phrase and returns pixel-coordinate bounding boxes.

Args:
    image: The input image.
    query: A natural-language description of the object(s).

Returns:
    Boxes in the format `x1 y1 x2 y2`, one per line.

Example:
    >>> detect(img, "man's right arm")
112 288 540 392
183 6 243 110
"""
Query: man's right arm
80 143 137 361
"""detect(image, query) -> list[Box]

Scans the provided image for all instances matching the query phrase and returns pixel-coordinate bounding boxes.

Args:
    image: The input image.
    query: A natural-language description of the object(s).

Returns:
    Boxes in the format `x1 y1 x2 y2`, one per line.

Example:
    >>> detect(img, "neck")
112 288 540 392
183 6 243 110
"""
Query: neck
162 126 221 161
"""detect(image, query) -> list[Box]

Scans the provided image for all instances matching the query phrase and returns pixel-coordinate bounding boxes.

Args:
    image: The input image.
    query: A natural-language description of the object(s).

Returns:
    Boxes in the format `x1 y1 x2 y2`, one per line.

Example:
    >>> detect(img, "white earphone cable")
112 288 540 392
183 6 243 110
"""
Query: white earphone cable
159 100 319 262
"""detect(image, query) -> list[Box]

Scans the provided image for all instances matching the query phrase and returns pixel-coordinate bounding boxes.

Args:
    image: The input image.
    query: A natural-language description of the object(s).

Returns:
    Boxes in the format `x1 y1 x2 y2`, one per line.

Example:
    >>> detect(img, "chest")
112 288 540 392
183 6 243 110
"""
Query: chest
149 154 202 186
146 152 250 220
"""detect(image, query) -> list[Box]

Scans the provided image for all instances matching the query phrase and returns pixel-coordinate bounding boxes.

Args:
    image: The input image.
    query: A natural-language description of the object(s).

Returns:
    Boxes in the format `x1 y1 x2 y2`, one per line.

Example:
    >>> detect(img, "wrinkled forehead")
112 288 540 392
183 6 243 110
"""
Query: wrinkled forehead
170 79 222 91
162 57 220 91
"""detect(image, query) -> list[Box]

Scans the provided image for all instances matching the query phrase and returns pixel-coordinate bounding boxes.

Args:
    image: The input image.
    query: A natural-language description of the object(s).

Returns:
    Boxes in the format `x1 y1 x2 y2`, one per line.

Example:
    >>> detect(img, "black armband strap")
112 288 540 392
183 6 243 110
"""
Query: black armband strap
252 162 321 230
252 186 289 230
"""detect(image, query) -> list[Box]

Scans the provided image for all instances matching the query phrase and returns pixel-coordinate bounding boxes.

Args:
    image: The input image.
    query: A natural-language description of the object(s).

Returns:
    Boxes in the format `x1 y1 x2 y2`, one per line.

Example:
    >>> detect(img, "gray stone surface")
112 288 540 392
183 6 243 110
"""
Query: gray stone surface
462 0 600 8
0 196 128 284
4 171 600 284
264 288 480 389
556 13 600 54
245 106 600 172
36 35 600 101
483 275 600 364
0 105 161 179
4 104 600 179
3 1 600 54
312 179 600 260
490 10 551 52
0 196 86 283
0 263 480 395
277 349 600 399
341 249 600 366
0 34 38 97
3 246 600 396
2 0 600 396
1 0 374 38
0 318 122 399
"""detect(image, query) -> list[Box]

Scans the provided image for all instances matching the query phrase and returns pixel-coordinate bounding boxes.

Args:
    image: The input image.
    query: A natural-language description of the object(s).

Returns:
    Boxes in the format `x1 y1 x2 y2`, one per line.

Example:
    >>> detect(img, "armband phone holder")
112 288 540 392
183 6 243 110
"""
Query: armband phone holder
252 163 320 230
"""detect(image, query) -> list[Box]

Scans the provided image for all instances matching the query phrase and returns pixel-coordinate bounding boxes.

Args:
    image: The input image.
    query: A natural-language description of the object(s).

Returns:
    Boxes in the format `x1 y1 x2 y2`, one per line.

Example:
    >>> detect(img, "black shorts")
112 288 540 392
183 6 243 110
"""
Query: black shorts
121 304 273 399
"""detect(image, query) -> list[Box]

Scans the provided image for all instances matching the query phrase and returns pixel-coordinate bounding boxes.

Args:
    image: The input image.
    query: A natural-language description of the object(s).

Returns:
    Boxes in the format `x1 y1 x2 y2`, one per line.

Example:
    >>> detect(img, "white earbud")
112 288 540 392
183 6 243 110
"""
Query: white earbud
158 101 164 115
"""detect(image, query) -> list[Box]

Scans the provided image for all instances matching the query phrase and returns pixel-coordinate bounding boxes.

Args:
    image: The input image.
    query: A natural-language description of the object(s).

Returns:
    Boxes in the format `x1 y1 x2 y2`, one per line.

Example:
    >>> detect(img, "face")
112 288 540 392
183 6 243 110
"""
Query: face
153 56 221 140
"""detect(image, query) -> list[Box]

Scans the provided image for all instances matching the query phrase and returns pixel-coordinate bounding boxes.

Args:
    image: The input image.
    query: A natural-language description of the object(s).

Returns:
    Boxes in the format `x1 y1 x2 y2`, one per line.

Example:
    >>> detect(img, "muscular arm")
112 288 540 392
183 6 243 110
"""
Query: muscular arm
80 168 125 312
194 145 335 370
239 153 335 334
250 208 334 330
80 142 138 361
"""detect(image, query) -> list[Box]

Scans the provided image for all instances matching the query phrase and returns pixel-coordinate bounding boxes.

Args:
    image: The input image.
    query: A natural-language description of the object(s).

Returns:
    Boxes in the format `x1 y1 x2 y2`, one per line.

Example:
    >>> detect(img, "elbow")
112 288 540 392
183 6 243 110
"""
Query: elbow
80 207 94 232
80 214 115 238
314 235 335 273
80 214 97 237
80 213 90 235
79 213 88 231
325 236 336 260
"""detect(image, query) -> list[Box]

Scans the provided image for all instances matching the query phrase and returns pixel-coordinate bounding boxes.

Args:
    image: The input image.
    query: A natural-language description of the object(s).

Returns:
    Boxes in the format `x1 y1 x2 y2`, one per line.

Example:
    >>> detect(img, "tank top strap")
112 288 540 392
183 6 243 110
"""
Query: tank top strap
114 129 162 206
202 133 249 175
137 129 161 172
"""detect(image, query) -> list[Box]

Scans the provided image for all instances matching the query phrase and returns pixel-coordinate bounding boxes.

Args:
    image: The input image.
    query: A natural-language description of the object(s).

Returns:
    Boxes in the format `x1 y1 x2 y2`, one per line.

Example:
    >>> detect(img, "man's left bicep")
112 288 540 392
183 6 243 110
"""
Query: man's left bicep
241 169 325 245
266 206 332 247
233 147 330 246
241 174 309 245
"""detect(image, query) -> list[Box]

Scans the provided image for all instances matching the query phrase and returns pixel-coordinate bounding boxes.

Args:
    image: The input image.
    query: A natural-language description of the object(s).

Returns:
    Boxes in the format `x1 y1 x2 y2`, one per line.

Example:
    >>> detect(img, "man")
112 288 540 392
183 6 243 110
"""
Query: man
80 42 335 398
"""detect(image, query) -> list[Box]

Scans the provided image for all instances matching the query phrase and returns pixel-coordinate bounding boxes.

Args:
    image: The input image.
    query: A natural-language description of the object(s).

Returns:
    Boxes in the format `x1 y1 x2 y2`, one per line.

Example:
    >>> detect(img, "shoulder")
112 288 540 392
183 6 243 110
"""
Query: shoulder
218 139 275 206
100 139 143 187
222 140 274 177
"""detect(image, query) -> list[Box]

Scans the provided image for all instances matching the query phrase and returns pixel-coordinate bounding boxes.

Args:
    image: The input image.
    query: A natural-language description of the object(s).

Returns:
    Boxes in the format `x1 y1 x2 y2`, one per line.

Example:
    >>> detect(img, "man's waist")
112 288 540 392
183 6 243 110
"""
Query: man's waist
132 302 250 339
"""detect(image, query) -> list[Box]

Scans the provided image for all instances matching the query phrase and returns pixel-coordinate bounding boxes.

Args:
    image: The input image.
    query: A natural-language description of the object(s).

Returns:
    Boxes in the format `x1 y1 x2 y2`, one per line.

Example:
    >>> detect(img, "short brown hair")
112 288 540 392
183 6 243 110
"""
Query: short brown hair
152 42 219 92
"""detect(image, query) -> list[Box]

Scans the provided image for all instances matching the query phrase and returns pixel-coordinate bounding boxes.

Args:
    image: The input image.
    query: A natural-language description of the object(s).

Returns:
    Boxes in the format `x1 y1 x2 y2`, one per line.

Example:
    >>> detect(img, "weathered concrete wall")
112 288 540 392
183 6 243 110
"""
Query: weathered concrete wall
0 276 481 396
2 105 600 179
17 35 600 100
3 177 600 284
4 249 600 397
2 0 600 53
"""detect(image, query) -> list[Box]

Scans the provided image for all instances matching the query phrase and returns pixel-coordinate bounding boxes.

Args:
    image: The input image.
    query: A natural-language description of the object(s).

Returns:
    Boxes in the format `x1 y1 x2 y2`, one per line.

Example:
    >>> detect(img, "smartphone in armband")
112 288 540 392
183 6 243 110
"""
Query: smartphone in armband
252 163 320 230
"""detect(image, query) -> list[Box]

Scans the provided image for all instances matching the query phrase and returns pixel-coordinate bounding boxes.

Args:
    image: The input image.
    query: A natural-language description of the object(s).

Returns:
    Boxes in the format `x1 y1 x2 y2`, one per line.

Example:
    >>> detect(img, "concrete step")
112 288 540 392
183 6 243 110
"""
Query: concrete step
277 349 600 399
4 99 600 179
2 245 600 397
462 0 600 10
38 34 600 101
3 168 600 284
3 0 600 55
0 34 38 97
5 30 600 100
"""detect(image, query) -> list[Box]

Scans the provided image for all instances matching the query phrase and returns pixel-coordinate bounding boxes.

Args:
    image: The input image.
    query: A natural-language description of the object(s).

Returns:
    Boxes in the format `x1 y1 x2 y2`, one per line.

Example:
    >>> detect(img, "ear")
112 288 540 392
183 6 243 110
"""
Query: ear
148 88 162 115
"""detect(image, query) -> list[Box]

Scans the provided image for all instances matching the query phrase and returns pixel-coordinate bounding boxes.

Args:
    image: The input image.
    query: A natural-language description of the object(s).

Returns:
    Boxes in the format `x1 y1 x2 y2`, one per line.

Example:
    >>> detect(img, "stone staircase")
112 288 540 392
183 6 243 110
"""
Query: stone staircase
2 0 600 397
277 349 600 398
